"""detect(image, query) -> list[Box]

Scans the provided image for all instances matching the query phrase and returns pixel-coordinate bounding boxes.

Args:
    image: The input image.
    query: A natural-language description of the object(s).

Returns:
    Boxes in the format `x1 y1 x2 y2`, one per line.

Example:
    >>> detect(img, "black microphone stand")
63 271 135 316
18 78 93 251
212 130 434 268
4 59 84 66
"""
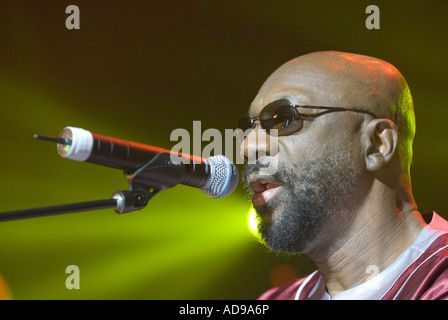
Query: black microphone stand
0 134 185 222
0 188 155 222
0 198 119 222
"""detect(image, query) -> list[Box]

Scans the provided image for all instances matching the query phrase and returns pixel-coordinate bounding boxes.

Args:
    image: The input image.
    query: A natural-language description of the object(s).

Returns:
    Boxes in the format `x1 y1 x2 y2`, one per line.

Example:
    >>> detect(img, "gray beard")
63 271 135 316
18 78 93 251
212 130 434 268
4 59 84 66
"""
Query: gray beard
243 151 358 256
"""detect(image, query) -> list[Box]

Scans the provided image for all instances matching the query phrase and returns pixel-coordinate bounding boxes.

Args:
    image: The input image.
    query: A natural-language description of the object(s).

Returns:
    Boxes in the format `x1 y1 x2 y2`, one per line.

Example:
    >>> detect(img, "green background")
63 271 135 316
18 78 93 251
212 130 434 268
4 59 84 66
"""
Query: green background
0 1 446 299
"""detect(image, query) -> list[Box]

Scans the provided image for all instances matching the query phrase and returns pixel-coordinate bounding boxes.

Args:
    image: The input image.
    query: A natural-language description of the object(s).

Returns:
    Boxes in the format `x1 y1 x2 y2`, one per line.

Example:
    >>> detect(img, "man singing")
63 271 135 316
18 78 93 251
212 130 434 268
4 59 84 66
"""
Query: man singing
240 51 448 300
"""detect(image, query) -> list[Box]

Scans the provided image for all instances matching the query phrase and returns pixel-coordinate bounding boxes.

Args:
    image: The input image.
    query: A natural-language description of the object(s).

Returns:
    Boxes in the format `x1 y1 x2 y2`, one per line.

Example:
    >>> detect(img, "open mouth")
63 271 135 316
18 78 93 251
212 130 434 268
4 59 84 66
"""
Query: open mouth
248 177 283 208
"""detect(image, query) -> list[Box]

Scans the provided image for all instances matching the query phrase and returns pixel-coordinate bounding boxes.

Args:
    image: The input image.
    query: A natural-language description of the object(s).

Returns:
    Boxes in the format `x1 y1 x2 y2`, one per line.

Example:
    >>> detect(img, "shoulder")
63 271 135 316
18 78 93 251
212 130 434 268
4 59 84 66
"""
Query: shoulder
386 230 448 300
257 278 307 300
417 232 448 300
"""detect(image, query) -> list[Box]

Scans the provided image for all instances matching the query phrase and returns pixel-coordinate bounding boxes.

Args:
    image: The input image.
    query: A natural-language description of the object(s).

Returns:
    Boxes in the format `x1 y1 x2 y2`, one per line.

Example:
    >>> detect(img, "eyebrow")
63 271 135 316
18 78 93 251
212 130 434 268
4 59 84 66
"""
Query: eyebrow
279 94 307 105
249 91 310 117
249 98 379 120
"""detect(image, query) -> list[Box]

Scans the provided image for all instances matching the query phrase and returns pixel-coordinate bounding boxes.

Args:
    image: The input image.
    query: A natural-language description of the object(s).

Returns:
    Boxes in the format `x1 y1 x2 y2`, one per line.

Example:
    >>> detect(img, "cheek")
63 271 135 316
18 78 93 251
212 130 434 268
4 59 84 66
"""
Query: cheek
277 119 364 173
317 119 363 154
277 135 323 172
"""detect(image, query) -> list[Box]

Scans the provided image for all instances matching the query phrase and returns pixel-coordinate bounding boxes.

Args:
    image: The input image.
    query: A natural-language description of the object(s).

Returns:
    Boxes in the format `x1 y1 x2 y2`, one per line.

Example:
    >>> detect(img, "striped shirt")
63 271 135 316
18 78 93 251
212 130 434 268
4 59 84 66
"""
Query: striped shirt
258 212 448 300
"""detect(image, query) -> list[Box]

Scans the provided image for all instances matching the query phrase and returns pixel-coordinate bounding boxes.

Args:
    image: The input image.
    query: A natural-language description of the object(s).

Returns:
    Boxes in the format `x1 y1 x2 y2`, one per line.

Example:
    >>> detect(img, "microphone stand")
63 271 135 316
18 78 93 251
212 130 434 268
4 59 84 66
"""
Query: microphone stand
0 188 155 222
0 198 119 222
0 133 182 222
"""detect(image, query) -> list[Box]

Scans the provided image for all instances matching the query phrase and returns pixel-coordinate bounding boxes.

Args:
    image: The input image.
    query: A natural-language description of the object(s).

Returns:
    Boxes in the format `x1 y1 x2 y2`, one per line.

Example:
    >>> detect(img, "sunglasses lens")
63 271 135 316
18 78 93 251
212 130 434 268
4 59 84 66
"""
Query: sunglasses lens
260 102 302 135
239 100 303 135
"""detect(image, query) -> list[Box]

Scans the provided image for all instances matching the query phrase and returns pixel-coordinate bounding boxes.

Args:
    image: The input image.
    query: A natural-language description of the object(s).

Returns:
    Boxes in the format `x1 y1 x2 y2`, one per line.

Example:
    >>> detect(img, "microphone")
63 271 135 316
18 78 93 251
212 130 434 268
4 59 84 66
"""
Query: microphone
34 126 239 198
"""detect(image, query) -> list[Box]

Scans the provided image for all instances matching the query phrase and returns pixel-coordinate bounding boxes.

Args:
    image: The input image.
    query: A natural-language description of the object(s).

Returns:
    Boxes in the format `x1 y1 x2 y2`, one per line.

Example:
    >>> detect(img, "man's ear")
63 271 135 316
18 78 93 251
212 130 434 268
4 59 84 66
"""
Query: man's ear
364 119 398 171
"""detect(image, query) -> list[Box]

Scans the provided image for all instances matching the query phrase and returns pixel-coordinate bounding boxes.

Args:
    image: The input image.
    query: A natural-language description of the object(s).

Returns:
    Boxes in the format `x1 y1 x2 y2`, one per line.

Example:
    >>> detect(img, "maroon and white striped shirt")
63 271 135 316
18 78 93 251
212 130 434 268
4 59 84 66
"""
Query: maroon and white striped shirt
258 212 448 300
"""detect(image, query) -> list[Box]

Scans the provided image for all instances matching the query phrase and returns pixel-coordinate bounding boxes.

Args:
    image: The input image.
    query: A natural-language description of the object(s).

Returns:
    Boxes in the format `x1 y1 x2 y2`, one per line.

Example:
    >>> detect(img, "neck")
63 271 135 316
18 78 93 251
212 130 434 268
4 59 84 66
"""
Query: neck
306 182 425 297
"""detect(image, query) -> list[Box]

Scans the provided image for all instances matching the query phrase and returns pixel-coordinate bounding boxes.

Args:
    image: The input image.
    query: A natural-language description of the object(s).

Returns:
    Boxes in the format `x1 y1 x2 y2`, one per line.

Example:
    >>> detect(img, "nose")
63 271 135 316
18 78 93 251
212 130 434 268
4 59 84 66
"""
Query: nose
240 127 279 163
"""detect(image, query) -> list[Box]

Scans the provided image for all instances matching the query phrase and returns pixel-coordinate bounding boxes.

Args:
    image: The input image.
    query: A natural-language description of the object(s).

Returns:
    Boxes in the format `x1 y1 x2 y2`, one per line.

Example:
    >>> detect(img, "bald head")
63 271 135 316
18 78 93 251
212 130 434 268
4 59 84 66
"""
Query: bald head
256 51 411 117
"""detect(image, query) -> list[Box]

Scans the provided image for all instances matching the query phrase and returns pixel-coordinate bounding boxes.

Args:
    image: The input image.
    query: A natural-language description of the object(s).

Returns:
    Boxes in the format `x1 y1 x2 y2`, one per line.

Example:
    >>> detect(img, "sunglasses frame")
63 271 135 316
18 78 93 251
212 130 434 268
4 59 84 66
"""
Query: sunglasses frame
239 99 379 136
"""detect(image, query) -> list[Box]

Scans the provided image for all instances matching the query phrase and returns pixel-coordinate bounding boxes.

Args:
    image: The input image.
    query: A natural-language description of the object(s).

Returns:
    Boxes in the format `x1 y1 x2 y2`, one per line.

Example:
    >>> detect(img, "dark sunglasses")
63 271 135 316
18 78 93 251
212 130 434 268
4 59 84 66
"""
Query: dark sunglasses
239 99 379 136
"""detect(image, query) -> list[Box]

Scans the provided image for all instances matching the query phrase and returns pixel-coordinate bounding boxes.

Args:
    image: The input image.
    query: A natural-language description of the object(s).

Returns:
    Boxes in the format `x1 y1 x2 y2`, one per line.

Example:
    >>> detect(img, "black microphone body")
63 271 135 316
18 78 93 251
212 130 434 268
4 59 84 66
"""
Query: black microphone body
87 132 209 190
55 127 238 198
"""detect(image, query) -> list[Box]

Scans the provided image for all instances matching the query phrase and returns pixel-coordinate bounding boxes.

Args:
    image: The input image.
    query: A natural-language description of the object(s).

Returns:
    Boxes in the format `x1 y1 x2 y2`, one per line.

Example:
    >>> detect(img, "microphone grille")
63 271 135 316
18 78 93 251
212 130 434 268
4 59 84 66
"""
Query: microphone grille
201 155 239 198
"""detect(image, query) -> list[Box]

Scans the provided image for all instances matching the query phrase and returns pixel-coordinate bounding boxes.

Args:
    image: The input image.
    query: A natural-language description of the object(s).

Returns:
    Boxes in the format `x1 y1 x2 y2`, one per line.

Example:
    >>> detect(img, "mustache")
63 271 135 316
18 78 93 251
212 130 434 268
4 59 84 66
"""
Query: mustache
242 161 269 179
242 160 285 194
242 162 263 197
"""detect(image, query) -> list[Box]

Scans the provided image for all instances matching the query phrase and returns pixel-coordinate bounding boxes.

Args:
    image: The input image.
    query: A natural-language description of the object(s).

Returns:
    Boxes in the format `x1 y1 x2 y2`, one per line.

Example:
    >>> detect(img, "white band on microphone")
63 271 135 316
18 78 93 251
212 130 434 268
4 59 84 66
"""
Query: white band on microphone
58 126 94 161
